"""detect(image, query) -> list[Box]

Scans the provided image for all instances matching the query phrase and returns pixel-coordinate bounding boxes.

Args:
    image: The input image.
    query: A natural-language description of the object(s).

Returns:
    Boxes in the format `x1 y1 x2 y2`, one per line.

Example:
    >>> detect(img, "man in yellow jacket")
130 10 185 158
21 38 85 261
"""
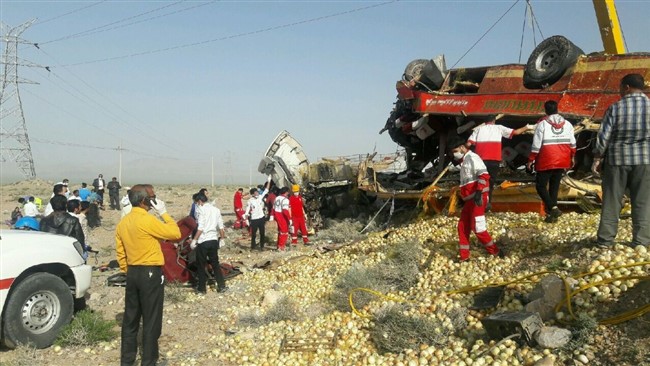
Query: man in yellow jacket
115 184 181 366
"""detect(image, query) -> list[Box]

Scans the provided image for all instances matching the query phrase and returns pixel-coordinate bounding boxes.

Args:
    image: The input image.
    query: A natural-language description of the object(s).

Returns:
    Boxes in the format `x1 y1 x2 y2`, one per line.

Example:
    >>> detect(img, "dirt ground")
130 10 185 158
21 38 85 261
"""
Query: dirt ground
0 179 649 366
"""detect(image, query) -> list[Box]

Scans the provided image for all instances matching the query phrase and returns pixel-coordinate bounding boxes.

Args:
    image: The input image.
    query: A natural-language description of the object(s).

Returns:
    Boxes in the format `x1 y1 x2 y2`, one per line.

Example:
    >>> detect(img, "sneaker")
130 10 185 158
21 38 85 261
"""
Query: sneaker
544 215 557 223
195 289 207 295
217 286 229 293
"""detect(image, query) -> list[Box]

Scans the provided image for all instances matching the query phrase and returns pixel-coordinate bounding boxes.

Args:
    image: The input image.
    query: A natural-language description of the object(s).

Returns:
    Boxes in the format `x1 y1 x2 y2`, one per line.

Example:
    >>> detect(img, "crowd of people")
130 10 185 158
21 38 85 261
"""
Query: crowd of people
455 73 649 261
9 174 125 261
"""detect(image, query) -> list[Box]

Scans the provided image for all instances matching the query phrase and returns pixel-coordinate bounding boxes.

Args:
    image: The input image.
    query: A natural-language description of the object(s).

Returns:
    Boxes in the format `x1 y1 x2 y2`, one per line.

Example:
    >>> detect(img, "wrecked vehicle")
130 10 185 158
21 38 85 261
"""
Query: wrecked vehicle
364 35 650 214
258 131 381 229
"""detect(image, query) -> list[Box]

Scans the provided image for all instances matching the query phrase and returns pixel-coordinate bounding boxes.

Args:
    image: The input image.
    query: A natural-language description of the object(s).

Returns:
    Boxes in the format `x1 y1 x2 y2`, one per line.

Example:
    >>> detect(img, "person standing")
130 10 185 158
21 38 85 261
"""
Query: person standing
244 177 271 250
450 139 502 261
92 174 106 209
289 184 310 246
593 73 650 247
121 187 132 218
273 187 292 251
190 193 228 294
44 183 67 216
115 185 181 366
79 183 91 201
68 190 82 201
467 116 534 210
527 100 576 223
107 177 122 210
233 188 248 230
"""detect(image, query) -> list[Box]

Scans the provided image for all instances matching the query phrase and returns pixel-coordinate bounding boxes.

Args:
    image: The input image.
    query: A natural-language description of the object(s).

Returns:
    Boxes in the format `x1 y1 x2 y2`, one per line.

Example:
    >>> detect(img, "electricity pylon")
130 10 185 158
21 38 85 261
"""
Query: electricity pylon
1 20 39 179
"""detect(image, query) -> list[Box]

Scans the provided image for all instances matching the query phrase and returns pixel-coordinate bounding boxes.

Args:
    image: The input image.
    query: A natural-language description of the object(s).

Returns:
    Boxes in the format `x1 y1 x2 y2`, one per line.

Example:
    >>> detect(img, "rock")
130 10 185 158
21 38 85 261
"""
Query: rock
262 289 283 308
526 275 566 321
534 326 572 349
534 356 555 366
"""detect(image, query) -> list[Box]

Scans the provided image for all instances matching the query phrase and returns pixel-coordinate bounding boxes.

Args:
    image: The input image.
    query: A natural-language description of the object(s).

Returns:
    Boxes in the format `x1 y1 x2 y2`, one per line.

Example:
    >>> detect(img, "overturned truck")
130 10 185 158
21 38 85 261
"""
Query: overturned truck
364 35 650 214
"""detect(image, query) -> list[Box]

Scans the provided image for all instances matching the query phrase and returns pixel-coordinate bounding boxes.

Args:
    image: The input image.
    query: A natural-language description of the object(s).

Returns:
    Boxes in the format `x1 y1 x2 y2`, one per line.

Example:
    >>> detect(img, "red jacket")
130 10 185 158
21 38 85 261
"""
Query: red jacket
459 151 490 201
233 191 243 210
528 115 576 171
289 194 305 218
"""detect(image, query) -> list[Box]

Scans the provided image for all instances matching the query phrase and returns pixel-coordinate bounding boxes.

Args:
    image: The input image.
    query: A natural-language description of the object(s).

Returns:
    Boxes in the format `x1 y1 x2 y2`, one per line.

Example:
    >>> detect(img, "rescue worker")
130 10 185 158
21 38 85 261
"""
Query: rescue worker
233 187 248 230
450 138 503 262
527 100 576 223
244 176 272 250
289 184 310 246
273 187 292 251
467 116 534 210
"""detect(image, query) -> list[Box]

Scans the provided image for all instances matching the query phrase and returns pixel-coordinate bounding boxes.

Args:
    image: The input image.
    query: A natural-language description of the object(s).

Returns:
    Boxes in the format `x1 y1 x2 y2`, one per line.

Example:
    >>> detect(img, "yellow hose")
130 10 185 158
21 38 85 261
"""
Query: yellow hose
348 261 650 325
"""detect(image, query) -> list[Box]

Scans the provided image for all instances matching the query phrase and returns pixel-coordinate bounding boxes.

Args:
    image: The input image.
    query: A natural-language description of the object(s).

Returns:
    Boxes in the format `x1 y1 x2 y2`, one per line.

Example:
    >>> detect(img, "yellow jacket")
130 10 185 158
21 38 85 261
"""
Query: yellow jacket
115 207 181 272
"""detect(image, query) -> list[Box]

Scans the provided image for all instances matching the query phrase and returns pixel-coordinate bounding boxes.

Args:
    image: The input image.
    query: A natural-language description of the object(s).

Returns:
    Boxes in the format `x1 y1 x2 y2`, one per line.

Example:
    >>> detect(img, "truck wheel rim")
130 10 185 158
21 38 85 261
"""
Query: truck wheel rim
21 290 60 334
535 48 560 72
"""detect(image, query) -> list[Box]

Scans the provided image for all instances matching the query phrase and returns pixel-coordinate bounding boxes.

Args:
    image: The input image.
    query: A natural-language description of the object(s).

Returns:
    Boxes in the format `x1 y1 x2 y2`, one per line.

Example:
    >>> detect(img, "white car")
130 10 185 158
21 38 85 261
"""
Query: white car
0 230 92 349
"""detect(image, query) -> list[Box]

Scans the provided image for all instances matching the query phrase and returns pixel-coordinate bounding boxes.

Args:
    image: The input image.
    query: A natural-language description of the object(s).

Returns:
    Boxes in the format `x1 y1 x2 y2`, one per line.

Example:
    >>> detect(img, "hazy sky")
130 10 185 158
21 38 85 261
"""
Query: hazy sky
1 0 648 185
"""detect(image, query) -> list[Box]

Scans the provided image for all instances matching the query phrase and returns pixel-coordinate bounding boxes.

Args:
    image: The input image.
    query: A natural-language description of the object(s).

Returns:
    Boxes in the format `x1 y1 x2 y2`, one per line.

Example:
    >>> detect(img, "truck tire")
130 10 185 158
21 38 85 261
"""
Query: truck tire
523 35 584 89
403 59 444 91
2 273 74 349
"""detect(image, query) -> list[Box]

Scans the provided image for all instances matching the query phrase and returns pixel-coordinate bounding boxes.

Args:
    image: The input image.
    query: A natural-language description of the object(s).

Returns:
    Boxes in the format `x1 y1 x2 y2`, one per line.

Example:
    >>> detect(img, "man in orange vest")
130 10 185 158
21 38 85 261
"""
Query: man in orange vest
289 184 310 246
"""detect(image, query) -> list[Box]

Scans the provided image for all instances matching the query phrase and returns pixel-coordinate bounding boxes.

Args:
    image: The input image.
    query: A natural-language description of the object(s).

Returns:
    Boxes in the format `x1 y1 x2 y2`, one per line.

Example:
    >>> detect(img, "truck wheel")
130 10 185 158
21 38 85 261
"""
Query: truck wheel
523 35 584 89
2 273 74 349
403 59 444 91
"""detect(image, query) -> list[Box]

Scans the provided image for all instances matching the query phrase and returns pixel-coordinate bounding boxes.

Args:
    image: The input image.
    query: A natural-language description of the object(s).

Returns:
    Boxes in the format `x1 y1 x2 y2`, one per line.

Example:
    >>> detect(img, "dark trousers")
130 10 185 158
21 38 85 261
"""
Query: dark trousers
250 218 266 248
196 240 226 292
484 160 500 208
121 266 164 366
535 169 564 214
597 164 650 246
109 192 120 210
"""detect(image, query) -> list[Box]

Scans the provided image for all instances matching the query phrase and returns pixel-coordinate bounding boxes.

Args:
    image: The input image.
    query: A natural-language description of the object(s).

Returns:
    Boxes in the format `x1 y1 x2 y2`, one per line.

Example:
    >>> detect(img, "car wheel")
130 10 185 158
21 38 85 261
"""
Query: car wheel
523 35 584 89
2 273 74 349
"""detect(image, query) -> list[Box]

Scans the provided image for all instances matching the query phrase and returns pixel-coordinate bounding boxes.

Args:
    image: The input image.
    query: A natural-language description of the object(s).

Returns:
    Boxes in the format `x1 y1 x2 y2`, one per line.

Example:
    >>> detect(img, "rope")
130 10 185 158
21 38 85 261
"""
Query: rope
450 0 521 69
518 3 528 63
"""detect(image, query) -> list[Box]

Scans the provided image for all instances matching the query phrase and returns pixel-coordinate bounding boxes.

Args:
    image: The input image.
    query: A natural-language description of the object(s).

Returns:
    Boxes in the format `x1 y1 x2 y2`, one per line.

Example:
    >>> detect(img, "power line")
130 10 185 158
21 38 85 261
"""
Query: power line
33 1 108 27
34 47 184 154
41 1 217 45
40 0 186 45
60 1 397 67
450 0 520 69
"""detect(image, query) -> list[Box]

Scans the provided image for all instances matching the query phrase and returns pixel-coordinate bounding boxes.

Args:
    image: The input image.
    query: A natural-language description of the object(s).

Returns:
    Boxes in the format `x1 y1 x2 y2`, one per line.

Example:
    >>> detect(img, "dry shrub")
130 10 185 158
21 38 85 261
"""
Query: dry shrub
330 239 422 312
238 296 301 327
329 263 386 312
55 309 117 347
376 239 422 291
565 312 598 351
317 219 366 243
2 344 46 366
370 305 448 354
164 280 188 304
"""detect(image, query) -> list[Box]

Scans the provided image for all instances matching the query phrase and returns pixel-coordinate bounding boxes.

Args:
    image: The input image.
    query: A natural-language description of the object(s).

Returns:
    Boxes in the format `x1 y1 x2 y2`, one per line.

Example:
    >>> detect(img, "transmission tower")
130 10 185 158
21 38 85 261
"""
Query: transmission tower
1 20 40 179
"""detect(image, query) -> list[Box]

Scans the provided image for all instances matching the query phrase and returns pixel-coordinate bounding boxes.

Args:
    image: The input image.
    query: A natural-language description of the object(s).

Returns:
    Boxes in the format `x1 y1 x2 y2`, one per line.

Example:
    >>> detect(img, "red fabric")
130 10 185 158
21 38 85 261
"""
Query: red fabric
473 141 504 162
233 191 243 209
291 216 309 244
289 195 305 217
267 193 276 218
459 172 490 201
234 208 247 228
457 193 498 260
528 145 576 171
275 214 289 250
